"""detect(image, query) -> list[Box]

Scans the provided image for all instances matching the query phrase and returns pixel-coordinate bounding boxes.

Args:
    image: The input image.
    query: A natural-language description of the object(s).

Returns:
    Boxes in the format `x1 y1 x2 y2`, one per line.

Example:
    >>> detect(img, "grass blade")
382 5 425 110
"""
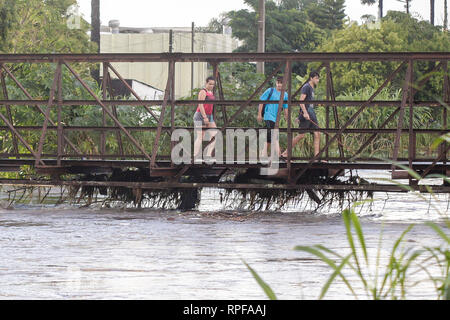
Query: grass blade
243 260 277 300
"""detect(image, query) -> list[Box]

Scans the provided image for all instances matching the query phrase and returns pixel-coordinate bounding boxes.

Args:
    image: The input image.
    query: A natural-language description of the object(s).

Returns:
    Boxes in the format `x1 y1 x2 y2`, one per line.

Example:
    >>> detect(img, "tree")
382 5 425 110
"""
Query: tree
361 14 376 24
279 0 315 10
227 0 325 75
91 0 100 84
0 0 16 47
305 0 347 31
317 11 450 95
91 0 100 52
0 0 95 54
445 0 448 31
396 0 412 14
360 0 383 20
430 0 435 25
196 13 229 33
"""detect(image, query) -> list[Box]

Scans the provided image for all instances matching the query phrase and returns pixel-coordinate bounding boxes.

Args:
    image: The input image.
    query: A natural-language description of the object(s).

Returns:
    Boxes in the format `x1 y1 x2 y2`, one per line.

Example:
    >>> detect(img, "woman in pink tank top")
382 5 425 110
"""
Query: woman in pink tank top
193 76 217 162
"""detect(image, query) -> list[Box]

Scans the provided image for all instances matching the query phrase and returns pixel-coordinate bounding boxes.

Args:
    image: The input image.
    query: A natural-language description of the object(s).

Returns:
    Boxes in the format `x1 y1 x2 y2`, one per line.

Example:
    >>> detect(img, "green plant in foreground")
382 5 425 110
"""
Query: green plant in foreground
245 131 449 299
246 206 449 300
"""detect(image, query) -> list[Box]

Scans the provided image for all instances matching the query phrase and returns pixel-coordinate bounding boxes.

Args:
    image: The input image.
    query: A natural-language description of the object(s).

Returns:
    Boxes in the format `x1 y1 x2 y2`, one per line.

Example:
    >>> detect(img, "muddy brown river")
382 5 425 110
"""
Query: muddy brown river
0 170 448 299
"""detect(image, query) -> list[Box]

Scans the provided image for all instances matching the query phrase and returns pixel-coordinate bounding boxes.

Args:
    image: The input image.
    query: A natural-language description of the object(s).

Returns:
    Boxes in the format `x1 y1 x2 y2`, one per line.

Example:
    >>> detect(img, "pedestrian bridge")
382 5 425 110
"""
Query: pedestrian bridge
0 52 448 205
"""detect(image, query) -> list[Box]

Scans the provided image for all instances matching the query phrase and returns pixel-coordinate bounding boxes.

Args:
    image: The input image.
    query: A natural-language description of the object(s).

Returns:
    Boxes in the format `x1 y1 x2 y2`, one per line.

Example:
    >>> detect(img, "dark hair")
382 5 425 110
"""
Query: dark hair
309 71 320 80
206 76 215 83
276 75 284 82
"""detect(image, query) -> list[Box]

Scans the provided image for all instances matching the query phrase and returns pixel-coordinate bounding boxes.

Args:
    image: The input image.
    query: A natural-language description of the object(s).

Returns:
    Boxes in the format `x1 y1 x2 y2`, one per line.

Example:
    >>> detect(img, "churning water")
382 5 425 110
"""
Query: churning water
0 170 448 299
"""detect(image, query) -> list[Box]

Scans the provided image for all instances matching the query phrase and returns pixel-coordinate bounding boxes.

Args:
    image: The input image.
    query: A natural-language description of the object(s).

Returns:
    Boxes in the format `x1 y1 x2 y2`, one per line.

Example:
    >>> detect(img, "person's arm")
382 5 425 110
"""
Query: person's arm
257 90 268 123
197 90 209 124
258 104 264 123
299 93 310 120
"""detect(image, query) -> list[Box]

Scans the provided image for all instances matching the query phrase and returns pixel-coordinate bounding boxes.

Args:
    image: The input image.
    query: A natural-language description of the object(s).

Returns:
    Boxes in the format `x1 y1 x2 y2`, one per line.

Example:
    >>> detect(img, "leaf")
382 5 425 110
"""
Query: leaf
350 210 369 265
426 223 450 244
243 260 277 300
319 253 353 300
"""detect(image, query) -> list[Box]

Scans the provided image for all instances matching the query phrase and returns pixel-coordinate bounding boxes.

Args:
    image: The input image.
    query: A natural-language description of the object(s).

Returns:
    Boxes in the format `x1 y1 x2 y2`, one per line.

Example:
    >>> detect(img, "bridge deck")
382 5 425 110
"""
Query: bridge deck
0 53 448 197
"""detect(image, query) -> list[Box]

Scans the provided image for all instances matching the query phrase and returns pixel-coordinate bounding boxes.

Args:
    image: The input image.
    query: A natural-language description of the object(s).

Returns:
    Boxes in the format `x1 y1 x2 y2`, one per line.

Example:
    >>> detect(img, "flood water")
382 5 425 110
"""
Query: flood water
0 170 448 300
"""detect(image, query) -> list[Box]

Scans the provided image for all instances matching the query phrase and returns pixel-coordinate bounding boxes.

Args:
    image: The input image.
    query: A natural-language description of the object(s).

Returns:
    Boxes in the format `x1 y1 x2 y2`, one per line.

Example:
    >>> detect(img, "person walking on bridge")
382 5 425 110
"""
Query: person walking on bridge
281 71 323 160
257 75 289 159
193 76 217 162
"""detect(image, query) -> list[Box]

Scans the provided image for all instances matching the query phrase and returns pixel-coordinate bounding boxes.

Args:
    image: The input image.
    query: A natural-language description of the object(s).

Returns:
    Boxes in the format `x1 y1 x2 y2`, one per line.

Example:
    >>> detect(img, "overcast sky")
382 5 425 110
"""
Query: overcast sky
75 0 448 28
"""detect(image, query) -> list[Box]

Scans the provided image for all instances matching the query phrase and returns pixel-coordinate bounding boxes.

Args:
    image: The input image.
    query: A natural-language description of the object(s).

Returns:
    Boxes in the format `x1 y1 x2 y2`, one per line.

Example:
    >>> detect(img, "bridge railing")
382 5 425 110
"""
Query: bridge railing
0 53 448 184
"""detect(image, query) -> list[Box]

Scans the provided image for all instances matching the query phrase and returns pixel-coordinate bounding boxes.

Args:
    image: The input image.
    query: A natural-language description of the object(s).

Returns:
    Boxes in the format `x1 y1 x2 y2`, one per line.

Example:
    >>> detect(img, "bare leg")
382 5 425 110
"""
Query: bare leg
193 126 204 162
313 131 321 157
261 142 270 159
281 133 305 157
273 139 281 158
204 122 217 157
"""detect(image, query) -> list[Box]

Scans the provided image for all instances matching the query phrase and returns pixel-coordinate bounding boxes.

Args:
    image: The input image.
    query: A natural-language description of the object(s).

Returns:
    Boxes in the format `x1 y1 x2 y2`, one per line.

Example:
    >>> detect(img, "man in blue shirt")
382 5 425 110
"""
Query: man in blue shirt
281 71 322 160
257 76 289 158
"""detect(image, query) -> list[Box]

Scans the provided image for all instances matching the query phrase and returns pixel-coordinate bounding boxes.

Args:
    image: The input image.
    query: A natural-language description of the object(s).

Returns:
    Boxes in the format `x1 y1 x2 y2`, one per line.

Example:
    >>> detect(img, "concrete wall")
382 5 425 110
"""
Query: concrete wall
100 32 239 98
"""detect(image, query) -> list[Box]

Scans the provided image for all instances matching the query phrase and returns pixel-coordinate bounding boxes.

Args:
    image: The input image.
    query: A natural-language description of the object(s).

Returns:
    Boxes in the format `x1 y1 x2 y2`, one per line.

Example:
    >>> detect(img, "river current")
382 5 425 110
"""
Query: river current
0 170 448 300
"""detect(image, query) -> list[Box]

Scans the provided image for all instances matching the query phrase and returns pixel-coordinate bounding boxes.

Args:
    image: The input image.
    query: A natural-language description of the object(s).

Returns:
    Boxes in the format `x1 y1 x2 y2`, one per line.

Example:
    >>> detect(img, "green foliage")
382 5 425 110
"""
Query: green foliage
247 134 450 299
305 0 347 31
226 0 325 75
0 0 96 54
243 260 277 300
317 13 450 97
361 0 377 4
0 0 16 46
0 0 100 161
396 0 413 13
195 13 229 34
279 0 311 10
247 202 449 299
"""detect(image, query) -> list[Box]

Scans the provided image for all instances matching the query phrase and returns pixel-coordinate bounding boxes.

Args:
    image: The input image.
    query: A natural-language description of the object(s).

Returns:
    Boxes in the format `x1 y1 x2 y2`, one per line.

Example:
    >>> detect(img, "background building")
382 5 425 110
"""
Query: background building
100 21 239 98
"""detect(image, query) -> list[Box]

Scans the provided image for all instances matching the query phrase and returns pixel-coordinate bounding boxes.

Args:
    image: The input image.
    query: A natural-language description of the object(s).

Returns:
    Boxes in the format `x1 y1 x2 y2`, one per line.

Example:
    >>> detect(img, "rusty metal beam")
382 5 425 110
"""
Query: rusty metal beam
275 62 290 129
392 61 413 172
222 63 283 129
347 107 402 161
0 125 446 134
286 62 293 182
0 99 444 108
412 61 443 97
0 178 448 193
100 63 108 158
35 62 62 167
105 70 124 156
0 52 449 63
0 104 43 164
57 64 63 166
63 60 152 161
1 153 446 164
0 68 19 155
292 61 408 183
216 68 227 124
0 63 82 155
326 63 345 161
106 62 159 123
420 143 450 179
150 60 174 168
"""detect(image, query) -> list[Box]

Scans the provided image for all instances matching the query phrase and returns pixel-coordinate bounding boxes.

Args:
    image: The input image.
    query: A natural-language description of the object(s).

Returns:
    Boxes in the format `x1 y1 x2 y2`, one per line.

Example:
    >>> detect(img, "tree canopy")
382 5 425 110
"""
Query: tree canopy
0 0 95 54
317 11 450 96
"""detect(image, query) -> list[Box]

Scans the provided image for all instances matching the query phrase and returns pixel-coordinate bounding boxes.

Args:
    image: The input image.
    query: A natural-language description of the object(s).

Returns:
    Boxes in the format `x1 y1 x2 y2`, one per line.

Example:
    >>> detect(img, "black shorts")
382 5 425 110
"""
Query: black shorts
264 120 275 143
298 107 319 132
